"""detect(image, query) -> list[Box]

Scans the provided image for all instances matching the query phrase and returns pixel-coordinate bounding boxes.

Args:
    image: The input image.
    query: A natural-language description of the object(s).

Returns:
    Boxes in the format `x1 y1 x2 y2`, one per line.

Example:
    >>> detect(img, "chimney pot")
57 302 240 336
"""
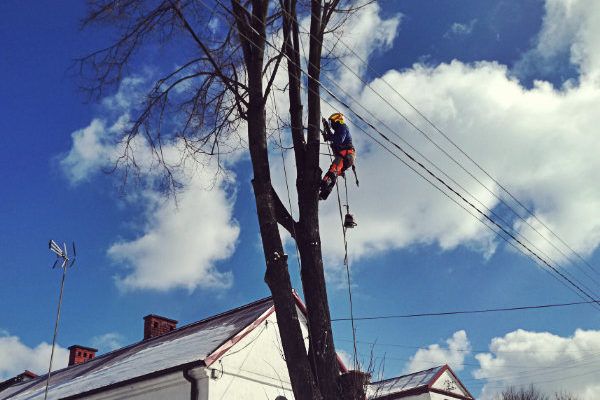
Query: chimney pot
143 314 178 340
68 345 98 366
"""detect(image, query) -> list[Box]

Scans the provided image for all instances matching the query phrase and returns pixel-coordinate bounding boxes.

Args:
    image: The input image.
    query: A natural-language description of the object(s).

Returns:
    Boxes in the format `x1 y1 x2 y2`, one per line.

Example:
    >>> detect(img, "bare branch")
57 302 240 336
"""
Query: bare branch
262 45 286 104
170 0 249 108
271 186 298 239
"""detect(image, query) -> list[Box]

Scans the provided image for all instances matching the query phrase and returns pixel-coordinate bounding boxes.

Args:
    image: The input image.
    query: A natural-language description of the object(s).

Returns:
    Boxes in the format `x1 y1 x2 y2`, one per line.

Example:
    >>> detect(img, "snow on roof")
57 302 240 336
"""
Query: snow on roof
1 297 274 400
367 365 444 399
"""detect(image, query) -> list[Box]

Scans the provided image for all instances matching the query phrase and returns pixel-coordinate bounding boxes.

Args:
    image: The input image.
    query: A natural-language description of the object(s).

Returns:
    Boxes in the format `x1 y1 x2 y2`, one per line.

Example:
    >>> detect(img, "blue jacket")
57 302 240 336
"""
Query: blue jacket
329 122 353 151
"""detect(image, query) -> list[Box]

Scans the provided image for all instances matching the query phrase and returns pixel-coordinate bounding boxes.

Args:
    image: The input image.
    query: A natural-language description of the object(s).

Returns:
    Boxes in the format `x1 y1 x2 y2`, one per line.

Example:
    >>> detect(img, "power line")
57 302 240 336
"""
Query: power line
257 2 600 306
200 0 600 310
316 12 600 284
331 299 598 321
272 4 600 295
467 365 600 389
461 353 600 385
349 348 600 372
313 108 598 310
341 109 600 308
336 338 600 355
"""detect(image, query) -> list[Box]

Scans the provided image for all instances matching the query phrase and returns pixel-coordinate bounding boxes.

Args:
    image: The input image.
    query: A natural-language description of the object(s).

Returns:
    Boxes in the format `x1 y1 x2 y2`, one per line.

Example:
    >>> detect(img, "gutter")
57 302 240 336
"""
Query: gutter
183 368 199 400
61 360 205 400
183 367 209 400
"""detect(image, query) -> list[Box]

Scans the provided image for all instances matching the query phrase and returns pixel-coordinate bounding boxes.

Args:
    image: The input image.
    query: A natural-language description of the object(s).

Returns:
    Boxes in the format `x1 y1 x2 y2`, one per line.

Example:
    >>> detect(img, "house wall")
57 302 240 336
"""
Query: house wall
430 392 461 400
389 394 430 400
207 307 309 400
80 370 201 400
430 370 469 398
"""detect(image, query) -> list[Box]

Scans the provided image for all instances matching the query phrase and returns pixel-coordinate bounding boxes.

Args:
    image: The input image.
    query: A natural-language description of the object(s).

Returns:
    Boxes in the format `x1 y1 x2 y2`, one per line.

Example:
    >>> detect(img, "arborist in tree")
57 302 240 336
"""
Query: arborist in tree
319 112 356 200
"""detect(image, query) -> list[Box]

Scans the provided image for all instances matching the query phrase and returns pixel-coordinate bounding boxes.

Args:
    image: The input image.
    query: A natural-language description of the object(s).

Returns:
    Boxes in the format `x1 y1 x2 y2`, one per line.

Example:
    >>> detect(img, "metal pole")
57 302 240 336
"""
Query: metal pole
44 261 68 400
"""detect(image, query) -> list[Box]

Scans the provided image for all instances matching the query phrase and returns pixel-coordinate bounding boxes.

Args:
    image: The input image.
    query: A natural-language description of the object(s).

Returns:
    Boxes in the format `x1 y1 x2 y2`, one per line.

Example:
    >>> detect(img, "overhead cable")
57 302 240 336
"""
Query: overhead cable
331 300 598 321
199 0 600 309
315 10 600 283
275 4 600 292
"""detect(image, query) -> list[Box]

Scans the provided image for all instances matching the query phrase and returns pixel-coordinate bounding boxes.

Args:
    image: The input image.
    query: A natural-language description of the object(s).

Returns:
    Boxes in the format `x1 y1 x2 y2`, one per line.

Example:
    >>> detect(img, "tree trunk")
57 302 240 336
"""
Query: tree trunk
234 0 343 398
233 1 322 399
281 0 341 398
297 1 342 399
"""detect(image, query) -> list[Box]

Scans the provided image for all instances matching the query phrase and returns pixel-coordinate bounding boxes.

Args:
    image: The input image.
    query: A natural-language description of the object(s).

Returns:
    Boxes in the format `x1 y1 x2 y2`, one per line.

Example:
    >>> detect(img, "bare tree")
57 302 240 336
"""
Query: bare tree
553 393 580 400
79 0 364 399
496 386 549 400
495 386 580 400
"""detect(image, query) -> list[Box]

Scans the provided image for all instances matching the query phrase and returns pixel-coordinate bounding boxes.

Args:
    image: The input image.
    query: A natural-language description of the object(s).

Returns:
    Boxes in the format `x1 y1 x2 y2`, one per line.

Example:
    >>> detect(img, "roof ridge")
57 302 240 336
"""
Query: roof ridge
369 365 444 385
173 295 273 333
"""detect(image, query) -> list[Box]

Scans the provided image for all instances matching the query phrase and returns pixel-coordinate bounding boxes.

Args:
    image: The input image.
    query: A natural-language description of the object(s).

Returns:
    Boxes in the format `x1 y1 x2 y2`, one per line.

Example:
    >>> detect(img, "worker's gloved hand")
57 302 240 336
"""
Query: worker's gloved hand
321 118 332 142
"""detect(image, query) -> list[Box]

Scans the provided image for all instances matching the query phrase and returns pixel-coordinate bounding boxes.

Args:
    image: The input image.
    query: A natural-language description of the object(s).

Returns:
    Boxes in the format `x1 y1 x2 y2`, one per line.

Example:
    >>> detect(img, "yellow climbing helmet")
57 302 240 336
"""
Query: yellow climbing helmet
328 112 345 124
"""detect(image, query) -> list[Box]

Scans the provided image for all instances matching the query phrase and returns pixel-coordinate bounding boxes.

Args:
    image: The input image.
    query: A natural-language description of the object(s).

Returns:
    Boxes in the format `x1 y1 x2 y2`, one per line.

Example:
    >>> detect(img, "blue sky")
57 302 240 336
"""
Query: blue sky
2 1 600 398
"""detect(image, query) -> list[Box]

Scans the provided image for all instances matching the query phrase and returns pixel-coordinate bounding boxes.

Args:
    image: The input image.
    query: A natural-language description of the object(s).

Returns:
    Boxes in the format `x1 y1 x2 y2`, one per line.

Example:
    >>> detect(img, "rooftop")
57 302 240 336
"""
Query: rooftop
0 297 275 400
368 365 444 399
367 364 473 400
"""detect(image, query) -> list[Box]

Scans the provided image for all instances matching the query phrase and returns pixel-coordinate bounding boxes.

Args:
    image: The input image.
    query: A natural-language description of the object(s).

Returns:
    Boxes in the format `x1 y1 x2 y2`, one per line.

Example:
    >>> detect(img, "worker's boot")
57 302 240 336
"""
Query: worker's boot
319 171 336 200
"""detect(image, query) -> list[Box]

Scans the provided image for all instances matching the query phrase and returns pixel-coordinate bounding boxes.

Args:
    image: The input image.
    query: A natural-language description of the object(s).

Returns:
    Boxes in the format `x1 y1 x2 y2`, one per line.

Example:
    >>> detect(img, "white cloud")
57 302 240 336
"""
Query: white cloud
0 331 68 380
109 167 239 292
445 20 477 38
101 76 146 111
326 3 401 94
62 78 240 292
60 115 130 184
90 333 125 352
474 329 600 400
515 0 600 83
404 330 470 374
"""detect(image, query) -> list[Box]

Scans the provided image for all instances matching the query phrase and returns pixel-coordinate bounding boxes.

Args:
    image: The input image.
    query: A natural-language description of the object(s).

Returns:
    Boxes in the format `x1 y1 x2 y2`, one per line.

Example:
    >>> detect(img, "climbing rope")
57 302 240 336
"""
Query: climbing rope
323 131 359 372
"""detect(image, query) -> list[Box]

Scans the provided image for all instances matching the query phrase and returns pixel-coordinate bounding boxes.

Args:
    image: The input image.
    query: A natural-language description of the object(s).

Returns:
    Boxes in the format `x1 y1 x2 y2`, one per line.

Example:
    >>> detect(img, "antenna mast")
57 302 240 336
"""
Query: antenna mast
44 240 76 400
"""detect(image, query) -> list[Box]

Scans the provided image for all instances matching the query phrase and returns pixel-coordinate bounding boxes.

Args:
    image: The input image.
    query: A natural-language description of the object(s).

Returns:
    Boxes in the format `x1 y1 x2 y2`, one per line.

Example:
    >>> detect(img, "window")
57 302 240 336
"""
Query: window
153 322 158 328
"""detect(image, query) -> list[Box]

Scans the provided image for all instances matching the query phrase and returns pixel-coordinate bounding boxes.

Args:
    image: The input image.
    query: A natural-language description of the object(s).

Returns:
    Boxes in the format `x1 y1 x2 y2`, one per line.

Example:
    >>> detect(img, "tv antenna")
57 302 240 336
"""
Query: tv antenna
44 240 77 400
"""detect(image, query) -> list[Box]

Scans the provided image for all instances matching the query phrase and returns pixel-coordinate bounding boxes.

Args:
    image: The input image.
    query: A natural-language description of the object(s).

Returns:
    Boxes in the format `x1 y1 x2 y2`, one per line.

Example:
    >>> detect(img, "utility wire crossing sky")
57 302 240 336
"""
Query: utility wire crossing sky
3 1 600 399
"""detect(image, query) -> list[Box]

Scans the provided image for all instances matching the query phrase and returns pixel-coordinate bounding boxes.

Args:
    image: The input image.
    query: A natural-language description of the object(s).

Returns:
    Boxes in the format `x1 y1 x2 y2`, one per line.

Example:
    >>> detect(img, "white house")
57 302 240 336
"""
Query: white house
0 293 473 400
368 365 474 400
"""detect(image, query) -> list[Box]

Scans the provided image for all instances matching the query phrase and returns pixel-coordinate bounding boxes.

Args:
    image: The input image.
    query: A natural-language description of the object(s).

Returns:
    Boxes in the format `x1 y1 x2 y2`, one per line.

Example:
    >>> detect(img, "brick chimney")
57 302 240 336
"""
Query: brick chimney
0 371 38 392
68 345 98 366
19 371 37 381
143 314 178 340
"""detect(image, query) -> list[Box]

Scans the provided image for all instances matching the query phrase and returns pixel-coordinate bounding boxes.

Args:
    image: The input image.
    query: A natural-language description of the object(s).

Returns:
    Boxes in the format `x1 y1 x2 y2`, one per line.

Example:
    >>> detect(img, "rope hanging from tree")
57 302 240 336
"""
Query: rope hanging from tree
323 130 359 372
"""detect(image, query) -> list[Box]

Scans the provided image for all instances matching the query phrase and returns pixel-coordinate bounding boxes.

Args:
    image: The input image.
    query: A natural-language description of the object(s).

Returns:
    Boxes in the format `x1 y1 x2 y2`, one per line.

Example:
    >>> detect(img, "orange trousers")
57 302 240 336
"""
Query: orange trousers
328 149 356 176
